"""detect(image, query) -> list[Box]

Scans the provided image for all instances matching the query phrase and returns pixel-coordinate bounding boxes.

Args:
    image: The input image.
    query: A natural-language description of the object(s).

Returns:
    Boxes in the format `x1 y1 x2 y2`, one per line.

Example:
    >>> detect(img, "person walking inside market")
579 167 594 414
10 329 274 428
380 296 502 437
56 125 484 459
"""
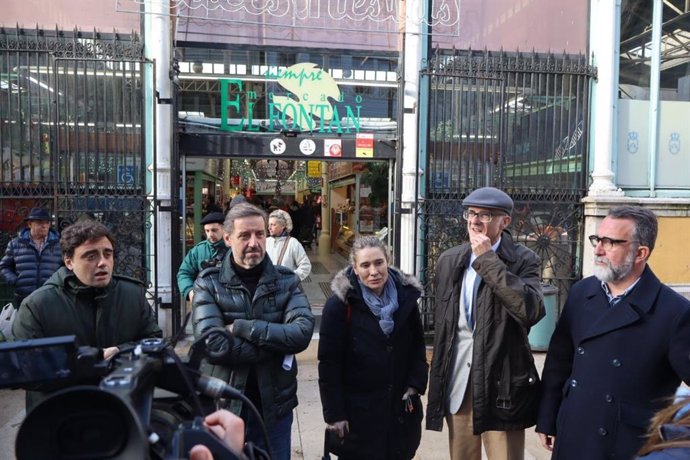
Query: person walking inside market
426 187 545 460
177 211 228 305
318 235 428 460
537 205 690 459
0 207 63 308
192 202 314 460
266 209 311 281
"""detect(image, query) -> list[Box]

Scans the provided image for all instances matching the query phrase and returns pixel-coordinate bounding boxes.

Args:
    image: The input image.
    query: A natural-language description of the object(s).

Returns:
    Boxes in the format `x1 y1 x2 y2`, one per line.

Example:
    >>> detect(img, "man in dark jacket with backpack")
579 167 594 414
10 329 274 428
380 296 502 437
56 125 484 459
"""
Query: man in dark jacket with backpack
0 207 63 307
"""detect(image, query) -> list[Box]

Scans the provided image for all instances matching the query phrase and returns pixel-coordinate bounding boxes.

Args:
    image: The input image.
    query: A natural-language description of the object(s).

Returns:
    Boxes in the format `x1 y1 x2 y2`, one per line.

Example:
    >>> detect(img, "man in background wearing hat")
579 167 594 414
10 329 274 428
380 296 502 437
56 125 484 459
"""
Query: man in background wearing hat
0 207 63 308
426 187 545 460
177 211 228 305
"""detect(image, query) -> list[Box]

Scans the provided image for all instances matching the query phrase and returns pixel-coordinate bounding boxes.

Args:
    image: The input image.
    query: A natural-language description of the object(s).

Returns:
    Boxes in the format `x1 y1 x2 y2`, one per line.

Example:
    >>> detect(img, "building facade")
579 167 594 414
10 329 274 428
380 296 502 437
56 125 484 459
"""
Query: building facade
2 0 689 335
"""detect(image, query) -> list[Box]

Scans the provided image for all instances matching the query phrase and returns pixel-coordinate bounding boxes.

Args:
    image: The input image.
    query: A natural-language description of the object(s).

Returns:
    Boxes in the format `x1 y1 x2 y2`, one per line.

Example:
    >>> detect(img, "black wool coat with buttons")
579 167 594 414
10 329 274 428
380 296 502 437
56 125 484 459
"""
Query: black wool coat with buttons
318 266 429 460
537 265 690 460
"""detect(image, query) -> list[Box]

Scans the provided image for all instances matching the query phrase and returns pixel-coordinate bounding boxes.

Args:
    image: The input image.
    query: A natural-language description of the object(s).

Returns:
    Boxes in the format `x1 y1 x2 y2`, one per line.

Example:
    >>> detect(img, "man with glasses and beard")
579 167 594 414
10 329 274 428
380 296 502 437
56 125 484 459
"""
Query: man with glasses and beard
537 205 690 460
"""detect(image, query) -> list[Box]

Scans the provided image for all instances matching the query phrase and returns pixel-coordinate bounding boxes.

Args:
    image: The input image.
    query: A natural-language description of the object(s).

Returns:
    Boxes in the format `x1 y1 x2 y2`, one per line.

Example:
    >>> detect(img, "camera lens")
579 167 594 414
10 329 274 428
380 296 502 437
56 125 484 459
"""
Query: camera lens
16 387 148 459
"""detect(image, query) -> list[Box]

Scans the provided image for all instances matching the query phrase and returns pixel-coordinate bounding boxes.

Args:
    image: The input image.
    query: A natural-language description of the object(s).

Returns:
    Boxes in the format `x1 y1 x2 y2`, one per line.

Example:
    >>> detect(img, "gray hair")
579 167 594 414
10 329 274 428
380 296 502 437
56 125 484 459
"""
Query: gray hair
349 235 390 265
269 209 293 233
223 202 268 235
608 205 658 253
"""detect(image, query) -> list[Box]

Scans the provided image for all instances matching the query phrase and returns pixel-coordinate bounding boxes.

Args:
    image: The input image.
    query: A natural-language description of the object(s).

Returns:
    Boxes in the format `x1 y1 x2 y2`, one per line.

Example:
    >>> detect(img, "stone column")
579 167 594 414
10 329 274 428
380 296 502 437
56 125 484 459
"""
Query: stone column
588 0 624 197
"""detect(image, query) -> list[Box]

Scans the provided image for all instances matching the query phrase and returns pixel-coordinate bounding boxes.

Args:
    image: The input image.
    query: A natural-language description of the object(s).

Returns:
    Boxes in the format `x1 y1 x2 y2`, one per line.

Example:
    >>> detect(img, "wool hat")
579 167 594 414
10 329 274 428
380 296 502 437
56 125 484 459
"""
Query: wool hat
462 187 514 215
24 207 51 221
201 212 226 226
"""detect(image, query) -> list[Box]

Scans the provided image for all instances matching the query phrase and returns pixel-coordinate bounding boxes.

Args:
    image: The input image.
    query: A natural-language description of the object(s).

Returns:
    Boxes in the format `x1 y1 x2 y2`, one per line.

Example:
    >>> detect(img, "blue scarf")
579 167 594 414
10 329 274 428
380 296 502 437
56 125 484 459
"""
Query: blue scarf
358 274 399 337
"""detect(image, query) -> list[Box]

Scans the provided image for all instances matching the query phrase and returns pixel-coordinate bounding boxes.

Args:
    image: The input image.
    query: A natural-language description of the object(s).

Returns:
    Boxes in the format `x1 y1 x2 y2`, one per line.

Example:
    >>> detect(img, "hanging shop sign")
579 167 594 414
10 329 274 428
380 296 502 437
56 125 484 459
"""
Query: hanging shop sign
307 161 321 177
355 133 374 158
220 63 362 134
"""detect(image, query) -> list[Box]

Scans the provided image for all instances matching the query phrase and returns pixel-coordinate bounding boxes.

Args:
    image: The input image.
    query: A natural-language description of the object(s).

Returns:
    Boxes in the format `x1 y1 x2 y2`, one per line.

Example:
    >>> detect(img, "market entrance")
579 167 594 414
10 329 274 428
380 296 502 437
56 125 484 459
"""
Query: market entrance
178 154 395 309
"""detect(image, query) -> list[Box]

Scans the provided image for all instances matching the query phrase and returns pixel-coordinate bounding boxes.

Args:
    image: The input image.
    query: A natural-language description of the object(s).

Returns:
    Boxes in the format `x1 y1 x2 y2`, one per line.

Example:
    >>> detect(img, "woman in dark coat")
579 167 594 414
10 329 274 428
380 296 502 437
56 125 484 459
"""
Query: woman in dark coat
318 235 428 460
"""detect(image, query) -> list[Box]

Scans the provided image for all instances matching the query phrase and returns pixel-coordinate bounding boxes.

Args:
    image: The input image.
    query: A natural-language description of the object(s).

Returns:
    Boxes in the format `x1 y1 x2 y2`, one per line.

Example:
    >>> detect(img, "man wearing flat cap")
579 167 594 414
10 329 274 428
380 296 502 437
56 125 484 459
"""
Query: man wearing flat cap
0 207 63 308
426 187 545 460
177 212 229 305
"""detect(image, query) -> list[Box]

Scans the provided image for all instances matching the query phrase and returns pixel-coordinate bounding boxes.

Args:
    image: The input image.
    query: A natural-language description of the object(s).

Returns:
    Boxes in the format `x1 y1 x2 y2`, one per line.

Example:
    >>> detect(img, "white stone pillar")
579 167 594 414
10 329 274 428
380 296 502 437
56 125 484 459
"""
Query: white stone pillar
399 0 423 273
145 0 174 332
588 0 624 197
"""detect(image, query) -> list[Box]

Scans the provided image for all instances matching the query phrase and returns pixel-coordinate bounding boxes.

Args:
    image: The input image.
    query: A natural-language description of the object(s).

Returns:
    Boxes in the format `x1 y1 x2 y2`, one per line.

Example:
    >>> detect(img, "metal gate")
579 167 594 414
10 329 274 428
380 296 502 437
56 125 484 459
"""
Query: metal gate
417 50 596 332
0 29 157 311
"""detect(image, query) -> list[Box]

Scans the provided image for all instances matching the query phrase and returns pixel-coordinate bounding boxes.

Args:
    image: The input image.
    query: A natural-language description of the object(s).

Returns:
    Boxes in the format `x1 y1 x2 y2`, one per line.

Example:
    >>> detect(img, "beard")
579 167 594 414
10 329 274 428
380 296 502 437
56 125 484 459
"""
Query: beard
593 250 635 283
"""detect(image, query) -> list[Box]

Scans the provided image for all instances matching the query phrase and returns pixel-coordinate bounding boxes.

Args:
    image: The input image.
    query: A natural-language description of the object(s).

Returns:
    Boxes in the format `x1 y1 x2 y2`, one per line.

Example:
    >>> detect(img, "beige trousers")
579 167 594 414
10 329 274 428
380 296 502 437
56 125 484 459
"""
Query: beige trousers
446 385 525 460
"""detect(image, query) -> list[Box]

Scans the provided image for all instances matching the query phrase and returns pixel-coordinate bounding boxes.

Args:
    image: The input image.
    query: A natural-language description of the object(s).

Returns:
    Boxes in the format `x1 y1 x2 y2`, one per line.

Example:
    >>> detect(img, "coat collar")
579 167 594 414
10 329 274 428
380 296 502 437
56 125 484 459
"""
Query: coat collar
452 230 518 284
580 265 661 341
330 265 423 303
218 254 281 289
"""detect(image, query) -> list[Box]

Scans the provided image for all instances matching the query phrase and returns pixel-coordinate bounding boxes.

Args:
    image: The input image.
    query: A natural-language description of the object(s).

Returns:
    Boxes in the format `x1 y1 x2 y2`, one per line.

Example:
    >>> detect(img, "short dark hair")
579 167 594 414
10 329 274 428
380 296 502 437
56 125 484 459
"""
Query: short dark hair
349 235 390 265
608 205 658 253
60 220 115 259
223 202 268 235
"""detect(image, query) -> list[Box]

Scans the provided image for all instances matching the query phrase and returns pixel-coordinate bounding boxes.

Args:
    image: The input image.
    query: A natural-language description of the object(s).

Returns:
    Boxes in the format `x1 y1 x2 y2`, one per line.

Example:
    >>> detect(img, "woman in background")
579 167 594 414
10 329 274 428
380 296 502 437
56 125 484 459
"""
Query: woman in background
266 209 311 281
318 235 428 460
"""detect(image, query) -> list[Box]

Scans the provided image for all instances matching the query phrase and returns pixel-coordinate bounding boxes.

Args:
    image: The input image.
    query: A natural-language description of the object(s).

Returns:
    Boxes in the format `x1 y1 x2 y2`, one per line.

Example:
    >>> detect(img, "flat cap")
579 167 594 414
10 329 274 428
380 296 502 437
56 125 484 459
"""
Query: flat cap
462 187 513 215
201 212 226 225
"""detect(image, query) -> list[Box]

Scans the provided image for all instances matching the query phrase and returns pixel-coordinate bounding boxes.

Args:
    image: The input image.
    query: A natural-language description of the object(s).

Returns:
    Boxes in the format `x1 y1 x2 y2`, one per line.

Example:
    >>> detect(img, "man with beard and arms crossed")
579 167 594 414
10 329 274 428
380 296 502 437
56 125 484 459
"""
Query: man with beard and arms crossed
537 205 690 459
426 187 545 460
192 202 314 460
12 220 162 410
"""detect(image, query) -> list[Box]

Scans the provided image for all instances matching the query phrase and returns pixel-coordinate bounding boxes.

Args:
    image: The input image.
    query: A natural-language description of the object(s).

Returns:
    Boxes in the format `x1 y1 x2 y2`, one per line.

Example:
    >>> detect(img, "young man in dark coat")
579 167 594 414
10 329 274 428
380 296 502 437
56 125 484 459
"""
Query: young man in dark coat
426 187 545 460
0 207 63 307
537 206 690 460
12 220 162 410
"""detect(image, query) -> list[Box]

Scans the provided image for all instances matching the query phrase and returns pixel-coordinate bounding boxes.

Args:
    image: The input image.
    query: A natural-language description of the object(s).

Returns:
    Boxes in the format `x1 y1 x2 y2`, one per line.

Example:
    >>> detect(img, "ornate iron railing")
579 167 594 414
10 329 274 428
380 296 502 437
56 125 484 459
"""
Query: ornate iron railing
0 28 156 311
417 49 596 333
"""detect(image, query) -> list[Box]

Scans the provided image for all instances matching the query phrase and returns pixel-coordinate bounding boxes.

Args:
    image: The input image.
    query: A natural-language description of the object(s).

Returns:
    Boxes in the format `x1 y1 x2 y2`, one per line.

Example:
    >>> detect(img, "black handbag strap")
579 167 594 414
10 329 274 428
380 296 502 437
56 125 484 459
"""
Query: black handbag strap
322 428 331 459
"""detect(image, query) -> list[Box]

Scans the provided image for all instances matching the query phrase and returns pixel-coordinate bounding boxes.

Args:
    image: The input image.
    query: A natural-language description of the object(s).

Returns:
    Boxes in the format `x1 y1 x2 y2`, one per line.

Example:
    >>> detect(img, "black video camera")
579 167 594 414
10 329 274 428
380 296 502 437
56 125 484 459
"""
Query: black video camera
0 329 269 460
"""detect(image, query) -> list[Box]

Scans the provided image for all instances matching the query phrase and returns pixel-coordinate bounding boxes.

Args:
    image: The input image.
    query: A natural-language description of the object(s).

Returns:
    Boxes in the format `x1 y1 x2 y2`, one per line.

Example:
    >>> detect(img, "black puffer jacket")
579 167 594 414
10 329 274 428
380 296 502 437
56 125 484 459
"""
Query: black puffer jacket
318 267 428 460
426 231 544 434
0 228 63 303
192 254 314 429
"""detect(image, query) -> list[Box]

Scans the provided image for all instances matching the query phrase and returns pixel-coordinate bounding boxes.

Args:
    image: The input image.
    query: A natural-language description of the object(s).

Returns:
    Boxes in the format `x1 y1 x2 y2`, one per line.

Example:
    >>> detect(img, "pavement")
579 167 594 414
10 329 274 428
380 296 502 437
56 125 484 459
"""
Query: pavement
291 340 551 460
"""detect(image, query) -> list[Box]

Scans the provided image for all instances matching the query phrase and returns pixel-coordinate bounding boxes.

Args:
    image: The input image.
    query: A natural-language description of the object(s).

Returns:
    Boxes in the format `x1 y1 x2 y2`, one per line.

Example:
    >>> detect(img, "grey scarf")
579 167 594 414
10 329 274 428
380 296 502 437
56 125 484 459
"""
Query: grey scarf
358 274 399 336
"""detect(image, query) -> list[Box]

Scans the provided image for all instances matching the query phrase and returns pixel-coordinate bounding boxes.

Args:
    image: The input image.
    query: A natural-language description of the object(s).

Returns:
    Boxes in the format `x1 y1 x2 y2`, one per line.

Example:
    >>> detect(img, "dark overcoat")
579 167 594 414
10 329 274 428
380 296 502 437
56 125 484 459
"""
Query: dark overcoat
426 231 544 433
537 266 690 460
318 267 428 460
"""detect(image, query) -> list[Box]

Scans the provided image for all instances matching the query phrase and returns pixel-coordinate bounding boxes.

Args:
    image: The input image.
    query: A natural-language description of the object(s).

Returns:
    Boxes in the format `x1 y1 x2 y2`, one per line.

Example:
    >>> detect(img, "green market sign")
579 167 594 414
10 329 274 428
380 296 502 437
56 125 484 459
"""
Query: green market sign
220 63 362 134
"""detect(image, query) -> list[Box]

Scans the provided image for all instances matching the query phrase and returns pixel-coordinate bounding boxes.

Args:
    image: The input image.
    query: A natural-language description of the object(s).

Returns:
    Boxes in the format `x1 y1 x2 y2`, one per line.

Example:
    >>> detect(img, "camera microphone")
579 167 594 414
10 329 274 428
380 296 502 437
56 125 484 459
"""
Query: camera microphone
196 374 243 400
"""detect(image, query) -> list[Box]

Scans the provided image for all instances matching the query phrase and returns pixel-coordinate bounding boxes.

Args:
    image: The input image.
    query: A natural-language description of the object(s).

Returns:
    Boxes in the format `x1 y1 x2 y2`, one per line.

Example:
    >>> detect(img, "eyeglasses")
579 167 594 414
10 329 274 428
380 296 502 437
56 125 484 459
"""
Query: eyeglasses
462 209 501 223
588 235 636 251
